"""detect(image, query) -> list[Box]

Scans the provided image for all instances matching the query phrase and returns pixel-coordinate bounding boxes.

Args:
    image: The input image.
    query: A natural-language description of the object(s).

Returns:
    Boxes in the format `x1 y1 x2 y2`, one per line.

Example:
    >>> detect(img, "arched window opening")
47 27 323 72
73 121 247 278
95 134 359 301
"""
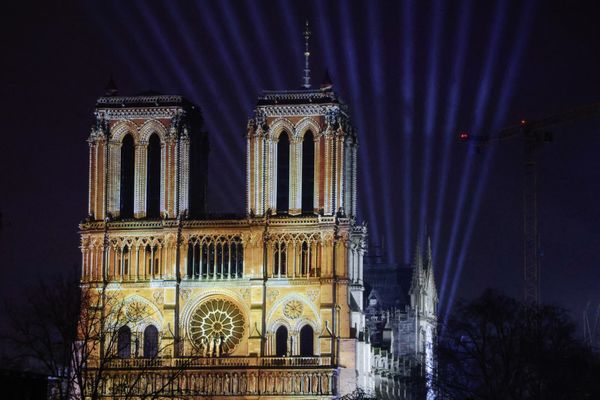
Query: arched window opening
273 242 287 277
143 325 159 358
301 241 311 276
146 133 161 218
123 246 130 276
302 131 315 213
275 326 288 356
300 325 314 356
276 132 290 214
117 326 131 358
120 134 135 219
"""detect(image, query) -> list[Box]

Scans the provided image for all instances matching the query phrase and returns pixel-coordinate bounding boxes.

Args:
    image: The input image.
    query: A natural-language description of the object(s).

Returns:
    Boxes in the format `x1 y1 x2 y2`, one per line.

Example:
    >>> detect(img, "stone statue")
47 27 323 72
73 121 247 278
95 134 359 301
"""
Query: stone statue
286 372 293 393
275 372 282 394
197 374 204 393
224 373 230 394
232 372 238 394
206 373 213 394
251 372 258 393
240 373 247 394
215 373 222 394
311 372 319 394
208 336 215 357
322 373 330 394
303 373 310 394
200 336 208 357
294 373 301 393
215 334 222 357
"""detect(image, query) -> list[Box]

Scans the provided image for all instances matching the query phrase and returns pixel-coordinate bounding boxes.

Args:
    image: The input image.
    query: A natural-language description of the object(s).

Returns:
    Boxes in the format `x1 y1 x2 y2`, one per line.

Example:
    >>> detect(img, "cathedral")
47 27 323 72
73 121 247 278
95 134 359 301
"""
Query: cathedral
77 33 437 399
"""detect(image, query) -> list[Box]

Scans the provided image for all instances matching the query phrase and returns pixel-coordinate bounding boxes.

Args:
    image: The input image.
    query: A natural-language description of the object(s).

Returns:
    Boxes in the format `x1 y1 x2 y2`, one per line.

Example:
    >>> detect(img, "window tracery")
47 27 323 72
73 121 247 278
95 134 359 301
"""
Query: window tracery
186 235 244 280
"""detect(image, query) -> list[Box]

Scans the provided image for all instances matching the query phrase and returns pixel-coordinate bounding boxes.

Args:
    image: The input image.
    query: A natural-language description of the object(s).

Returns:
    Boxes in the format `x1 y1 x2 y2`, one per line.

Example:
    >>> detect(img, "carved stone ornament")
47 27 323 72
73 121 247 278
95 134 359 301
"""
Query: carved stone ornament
153 290 163 304
307 288 319 302
283 300 303 319
267 289 279 303
125 301 148 322
181 288 191 300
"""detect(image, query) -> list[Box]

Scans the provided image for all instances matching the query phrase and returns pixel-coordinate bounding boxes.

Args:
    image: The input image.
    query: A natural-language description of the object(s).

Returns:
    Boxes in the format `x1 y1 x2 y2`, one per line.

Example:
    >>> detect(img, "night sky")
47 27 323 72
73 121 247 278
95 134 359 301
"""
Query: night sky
2 0 600 329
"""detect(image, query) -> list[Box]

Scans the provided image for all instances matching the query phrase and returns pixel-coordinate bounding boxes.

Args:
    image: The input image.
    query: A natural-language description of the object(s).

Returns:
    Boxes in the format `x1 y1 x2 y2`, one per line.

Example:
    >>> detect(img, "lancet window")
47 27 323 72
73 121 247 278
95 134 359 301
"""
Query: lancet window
186 236 244 280
146 133 161 218
120 134 135 218
273 242 287 277
143 325 159 358
117 326 131 358
271 234 320 278
276 131 290 214
301 130 315 213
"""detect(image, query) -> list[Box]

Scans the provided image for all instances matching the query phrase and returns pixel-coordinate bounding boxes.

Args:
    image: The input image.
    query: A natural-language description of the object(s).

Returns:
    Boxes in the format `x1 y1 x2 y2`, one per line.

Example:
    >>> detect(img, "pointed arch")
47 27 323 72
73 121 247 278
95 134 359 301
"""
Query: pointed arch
143 325 159 358
299 324 314 356
117 326 131 358
295 117 321 140
269 118 295 141
275 325 288 356
139 119 168 143
111 120 140 143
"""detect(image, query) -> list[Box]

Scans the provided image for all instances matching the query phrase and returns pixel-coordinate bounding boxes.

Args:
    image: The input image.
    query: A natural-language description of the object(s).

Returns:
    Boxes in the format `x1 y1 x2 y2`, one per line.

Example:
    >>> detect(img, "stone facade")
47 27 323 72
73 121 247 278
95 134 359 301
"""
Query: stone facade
78 88 369 399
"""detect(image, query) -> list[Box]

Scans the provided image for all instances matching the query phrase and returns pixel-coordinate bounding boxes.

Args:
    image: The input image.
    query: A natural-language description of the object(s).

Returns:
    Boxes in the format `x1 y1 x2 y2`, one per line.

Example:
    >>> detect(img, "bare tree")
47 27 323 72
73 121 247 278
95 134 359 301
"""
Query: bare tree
435 290 600 400
1 271 197 400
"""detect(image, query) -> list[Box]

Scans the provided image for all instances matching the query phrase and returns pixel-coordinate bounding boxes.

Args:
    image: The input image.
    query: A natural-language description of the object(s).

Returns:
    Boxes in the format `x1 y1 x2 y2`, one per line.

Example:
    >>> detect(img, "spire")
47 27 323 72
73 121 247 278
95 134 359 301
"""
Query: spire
425 236 433 270
302 20 311 89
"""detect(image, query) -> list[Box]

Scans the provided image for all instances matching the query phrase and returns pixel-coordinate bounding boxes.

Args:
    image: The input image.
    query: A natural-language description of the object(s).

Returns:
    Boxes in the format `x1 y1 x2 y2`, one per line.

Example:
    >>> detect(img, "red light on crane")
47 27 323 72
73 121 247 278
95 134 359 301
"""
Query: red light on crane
459 131 469 141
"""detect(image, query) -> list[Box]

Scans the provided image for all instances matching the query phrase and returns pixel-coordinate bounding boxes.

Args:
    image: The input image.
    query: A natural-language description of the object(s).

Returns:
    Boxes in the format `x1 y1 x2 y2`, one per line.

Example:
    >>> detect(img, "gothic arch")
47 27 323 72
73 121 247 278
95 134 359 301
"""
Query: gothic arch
139 119 168 143
269 118 295 141
295 117 321 140
266 294 321 332
122 294 164 332
111 120 140 143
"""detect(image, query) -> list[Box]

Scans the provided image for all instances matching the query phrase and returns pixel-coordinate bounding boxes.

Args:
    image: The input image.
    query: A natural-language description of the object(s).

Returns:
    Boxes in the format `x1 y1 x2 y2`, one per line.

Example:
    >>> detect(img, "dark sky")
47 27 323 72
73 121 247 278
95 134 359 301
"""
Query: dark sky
1 0 600 328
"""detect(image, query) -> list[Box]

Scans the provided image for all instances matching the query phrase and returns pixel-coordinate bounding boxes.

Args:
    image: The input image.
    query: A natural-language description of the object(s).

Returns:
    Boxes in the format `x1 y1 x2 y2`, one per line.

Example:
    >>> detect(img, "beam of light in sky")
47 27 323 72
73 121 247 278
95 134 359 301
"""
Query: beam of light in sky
439 0 508 307
87 1 236 210
418 0 445 248
131 0 244 207
432 0 473 264
443 0 538 322
213 1 268 94
337 0 380 246
367 1 395 261
241 0 286 90
84 2 147 88
187 2 257 125
275 0 303 80
402 0 416 262
135 2 243 189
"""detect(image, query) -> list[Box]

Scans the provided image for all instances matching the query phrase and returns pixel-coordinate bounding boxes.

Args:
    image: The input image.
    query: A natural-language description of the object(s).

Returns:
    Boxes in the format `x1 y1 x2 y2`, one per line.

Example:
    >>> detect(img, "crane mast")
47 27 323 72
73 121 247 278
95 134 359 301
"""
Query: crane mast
461 102 600 305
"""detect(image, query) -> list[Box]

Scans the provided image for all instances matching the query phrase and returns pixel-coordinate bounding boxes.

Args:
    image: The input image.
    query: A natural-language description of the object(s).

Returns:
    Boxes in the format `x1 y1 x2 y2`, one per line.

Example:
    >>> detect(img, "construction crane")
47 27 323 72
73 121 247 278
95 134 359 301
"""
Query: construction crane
459 102 600 305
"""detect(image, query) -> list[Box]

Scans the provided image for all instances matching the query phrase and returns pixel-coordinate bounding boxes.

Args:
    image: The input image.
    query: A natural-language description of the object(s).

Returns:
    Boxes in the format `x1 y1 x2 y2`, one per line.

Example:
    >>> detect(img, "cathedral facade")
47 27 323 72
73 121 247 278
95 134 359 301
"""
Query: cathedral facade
79 85 373 398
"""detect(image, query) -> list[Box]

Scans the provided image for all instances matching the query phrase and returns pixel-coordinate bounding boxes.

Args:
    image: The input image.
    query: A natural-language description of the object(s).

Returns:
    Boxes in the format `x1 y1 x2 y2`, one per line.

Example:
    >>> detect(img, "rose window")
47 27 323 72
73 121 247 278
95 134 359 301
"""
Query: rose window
189 298 245 354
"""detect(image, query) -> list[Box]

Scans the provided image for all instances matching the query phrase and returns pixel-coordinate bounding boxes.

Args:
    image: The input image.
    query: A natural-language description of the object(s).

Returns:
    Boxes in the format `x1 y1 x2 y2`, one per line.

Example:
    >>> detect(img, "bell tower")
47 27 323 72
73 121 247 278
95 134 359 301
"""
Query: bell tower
246 87 358 217
87 93 208 221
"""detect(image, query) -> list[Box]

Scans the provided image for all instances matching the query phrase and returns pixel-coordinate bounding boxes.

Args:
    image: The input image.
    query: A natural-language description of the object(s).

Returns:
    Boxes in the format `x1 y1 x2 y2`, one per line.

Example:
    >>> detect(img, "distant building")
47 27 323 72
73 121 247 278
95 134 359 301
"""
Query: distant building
362 241 438 399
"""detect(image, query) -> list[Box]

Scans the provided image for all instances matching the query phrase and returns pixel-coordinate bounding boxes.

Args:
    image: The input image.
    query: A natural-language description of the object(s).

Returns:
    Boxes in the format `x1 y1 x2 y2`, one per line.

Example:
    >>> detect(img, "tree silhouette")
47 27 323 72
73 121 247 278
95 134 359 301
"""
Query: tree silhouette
436 290 600 400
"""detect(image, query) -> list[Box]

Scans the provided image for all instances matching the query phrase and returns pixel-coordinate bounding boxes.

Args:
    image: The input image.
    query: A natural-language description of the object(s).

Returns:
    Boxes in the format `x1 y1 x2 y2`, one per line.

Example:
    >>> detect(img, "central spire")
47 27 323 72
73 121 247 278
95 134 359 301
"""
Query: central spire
302 20 311 89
